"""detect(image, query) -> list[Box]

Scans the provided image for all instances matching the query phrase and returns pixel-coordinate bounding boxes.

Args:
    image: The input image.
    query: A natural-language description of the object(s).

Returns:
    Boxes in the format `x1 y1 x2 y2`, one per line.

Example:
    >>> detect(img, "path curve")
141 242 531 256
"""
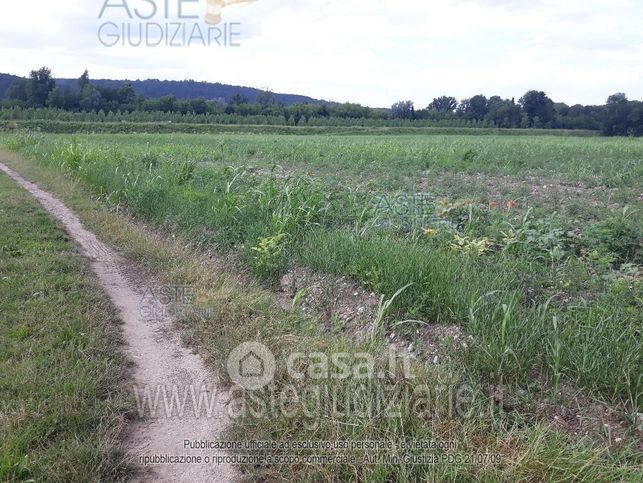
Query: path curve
0 161 236 483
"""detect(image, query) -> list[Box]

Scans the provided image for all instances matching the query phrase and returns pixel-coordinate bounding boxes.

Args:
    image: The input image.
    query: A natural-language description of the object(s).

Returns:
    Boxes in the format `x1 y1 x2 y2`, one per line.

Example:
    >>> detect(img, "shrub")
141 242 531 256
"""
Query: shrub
585 208 642 264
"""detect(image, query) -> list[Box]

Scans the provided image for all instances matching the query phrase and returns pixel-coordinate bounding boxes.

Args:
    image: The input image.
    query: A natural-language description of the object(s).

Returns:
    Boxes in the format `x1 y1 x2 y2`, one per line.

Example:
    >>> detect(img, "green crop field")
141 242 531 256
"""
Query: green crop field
2 130 642 481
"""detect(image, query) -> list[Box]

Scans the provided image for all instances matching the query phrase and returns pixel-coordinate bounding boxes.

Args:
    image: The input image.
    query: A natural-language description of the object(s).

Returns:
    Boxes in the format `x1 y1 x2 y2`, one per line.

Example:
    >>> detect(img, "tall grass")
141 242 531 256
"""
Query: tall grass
2 133 642 482
3 132 641 409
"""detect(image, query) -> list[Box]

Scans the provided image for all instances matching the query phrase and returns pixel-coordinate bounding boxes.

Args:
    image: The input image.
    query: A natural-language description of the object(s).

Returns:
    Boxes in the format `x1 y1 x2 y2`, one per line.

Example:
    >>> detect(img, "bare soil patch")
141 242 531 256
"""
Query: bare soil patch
279 266 463 362
410 172 623 206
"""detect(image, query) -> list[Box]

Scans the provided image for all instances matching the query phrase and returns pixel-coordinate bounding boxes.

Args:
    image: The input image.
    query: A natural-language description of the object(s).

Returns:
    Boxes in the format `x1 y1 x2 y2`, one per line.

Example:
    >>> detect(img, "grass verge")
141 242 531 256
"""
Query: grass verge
0 171 131 482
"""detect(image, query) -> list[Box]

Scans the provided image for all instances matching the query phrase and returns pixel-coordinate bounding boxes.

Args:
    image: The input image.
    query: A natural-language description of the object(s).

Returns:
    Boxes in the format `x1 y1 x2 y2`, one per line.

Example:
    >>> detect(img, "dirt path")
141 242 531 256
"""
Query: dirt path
0 162 236 483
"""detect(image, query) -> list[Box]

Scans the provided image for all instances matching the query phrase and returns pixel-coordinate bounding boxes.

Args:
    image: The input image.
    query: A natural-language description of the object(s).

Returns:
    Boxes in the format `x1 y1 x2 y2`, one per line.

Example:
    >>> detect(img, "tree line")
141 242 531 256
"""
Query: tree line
3 67 642 136
392 93 643 136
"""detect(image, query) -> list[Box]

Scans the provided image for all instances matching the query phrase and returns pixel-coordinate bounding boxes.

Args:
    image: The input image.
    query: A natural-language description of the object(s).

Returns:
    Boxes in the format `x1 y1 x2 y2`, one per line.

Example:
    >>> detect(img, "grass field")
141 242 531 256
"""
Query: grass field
2 130 641 481
0 171 130 481
0 119 601 137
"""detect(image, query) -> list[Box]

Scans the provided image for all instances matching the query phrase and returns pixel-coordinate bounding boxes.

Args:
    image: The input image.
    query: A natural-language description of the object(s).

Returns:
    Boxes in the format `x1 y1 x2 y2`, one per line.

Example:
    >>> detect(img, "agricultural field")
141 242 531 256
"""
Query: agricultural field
1 130 642 481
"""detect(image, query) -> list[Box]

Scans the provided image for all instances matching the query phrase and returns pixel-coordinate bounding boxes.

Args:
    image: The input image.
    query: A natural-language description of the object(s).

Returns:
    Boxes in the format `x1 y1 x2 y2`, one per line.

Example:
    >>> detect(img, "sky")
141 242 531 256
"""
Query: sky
1 0 642 107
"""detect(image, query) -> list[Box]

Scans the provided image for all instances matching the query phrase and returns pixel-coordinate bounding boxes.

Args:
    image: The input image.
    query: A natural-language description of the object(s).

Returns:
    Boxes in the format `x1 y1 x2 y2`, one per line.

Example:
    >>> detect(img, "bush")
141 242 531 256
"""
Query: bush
585 208 642 264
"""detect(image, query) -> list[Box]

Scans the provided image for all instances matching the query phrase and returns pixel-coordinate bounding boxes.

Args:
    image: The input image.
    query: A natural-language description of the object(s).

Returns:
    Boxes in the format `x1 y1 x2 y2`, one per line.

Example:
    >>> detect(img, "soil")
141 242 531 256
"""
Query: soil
279 266 379 338
278 266 463 362
488 382 642 450
409 172 623 206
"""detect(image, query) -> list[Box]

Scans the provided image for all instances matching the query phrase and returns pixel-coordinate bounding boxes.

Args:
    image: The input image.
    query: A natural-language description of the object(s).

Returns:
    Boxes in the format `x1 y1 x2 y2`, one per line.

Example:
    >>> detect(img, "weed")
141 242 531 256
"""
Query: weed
371 283 413 343
251 232 287 279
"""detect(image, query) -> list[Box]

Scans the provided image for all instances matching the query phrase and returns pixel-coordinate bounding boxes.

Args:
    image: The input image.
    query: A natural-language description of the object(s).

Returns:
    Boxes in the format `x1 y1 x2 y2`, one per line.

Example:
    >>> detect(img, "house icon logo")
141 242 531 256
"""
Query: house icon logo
240 351 264 377
227 342 275 390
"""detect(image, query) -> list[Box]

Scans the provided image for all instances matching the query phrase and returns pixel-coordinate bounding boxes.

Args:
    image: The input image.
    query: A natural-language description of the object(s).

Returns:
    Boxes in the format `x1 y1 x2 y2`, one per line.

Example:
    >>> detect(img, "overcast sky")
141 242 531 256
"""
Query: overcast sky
1 0 642 107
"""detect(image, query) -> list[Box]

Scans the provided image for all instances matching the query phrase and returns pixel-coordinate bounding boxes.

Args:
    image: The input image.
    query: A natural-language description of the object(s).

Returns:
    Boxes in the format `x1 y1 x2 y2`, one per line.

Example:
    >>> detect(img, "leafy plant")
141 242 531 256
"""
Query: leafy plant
450 233 493 255
174 159 196 185
251 232 287 279
585 207 642 264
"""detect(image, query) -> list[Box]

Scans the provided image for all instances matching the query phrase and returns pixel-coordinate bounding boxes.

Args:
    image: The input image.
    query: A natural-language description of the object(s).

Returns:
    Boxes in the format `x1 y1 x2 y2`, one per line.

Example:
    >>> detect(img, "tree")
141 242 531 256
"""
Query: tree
118 81 136 109
468 94 488 119
603 93 643 136
558 103 603 130
25 67 56 107
78 69 91 91
256 90 276 106
428 96 458 113
158 95 178 112
316 104 330 118
335 103 370 119
457 94 488 120
519 90 555 126
79 84 102 112
189 97 208 115
627 102 643 136
5 78 29 104
231 94 249 105
607 93 627 105
486 96 521 128
391 100 415 119
46 86 64 109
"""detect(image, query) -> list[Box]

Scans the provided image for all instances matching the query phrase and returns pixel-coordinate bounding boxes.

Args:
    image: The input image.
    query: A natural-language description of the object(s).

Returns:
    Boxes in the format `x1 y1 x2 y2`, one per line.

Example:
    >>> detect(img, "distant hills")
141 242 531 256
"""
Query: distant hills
0 74 20 100
0 73 328 106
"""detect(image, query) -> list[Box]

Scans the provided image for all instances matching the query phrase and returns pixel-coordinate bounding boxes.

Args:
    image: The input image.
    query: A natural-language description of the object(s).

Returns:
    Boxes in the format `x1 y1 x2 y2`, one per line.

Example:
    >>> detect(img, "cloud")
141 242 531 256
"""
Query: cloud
1 0 642 106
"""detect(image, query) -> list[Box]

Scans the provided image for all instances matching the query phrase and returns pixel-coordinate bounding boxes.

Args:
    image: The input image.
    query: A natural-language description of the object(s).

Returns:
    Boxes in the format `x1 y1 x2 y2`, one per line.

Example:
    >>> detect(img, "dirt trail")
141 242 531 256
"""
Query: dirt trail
0 162 236 483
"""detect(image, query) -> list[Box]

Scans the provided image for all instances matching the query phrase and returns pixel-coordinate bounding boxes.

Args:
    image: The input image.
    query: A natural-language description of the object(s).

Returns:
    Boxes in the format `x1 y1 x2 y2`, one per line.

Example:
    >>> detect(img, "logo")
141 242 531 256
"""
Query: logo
97 0 256 48
227 342 276 390
138 285 216 322
205 0 256 25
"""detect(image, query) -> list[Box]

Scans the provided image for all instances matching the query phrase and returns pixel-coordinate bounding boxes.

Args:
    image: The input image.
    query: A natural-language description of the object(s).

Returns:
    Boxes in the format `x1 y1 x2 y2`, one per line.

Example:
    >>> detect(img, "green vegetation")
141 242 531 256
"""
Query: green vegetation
0 119 599 136
3 67 643 134
1 131 641 481
0 172 131 481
